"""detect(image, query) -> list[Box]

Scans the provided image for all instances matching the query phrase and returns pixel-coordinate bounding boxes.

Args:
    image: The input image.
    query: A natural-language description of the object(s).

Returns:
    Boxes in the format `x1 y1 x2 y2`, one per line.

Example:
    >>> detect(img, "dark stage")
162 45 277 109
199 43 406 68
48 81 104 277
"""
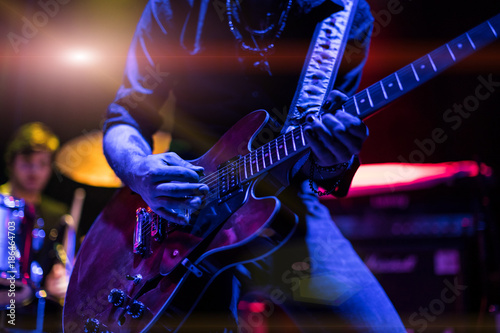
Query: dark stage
0 0 499 332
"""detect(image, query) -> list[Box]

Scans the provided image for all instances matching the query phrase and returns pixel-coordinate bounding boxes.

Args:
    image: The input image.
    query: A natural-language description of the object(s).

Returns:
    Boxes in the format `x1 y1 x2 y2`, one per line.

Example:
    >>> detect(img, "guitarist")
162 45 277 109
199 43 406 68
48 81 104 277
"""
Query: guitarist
103 0 405 332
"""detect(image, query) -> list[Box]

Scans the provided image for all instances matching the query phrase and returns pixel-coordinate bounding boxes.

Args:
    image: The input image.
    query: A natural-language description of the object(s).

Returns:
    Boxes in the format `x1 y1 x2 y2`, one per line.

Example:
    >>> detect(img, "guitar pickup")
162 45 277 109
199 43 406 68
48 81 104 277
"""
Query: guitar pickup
217 156 242 203
134 208 152 257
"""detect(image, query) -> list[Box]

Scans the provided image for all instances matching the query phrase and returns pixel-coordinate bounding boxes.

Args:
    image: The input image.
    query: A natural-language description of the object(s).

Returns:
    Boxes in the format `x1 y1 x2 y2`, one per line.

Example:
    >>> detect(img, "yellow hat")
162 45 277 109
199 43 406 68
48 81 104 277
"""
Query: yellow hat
5 122 60 165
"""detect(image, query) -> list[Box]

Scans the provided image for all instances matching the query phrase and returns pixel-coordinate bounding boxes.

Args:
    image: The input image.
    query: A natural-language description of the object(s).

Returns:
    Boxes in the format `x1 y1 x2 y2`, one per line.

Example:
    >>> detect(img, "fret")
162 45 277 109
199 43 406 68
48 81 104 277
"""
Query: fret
465 32 476 50
246 154 252 178
253 150 260 173
353 89 372 115
366 89 374 107
275 138 281 161
395 72 403 90
398 65 420 92
266 143 273 166
261 147 266 169
413 56 437 82
256 149 265 172
260 148 266 170
448 34 475 62
487 20 497 37
239 158 244 182
300 127 306 146
379 81 388 99
293 128 305 150
277 135 286 159
242 155 248 180
382 73 404 99
468 20 498 50
427 54 437 72
410 63 420 82
270 140 279 164
283 135 288 156
249 153 254 175
352 95 361 115
445 43 456 61
428 45 455 72
366 83 387 110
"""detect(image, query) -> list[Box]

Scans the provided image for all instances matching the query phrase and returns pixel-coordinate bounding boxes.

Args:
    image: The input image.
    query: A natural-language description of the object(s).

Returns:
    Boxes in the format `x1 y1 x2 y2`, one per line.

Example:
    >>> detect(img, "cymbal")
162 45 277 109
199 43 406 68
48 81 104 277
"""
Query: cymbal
55 131 171 188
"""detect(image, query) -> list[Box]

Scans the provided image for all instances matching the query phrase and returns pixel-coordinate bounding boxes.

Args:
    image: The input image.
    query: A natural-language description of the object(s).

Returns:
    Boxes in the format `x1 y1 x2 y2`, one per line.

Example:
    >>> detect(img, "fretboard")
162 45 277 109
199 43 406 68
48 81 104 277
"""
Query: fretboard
238 127 308 182
343 13 500 120
230 13 500 185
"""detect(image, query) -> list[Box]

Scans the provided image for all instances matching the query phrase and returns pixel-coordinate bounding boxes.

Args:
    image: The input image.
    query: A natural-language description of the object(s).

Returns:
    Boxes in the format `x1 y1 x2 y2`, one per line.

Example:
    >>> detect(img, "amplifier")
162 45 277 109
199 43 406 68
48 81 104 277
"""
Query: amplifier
321 175 491 332
325 178 481 240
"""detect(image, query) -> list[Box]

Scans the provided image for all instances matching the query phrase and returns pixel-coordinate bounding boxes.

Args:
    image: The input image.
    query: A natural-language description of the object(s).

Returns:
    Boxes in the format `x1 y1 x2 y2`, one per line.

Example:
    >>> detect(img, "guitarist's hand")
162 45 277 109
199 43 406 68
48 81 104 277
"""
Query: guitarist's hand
304 90 368 167
103 124 208 226
129 153 209 225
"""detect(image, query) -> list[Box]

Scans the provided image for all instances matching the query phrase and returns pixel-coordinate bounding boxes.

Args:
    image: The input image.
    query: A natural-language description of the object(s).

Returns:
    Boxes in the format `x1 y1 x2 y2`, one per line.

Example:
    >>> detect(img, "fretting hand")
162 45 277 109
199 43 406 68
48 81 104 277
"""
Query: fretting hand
304 90 369 167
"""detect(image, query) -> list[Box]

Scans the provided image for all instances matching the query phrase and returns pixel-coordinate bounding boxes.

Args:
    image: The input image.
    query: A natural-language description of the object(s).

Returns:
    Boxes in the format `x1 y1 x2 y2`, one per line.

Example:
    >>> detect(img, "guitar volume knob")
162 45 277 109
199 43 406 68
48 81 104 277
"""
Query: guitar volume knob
84 318 100 333
108 289 126 307
127 300 145 319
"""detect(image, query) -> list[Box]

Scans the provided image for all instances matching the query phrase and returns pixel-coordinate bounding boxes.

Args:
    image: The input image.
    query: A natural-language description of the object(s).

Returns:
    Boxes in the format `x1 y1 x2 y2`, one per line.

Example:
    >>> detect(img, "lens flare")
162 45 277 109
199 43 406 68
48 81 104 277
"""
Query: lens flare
64 49 97 65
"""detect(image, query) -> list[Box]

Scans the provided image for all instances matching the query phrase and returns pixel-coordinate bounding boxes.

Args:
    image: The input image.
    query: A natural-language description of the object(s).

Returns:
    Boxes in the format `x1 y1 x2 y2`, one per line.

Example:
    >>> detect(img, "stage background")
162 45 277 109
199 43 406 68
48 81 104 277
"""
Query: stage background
1 0 499 331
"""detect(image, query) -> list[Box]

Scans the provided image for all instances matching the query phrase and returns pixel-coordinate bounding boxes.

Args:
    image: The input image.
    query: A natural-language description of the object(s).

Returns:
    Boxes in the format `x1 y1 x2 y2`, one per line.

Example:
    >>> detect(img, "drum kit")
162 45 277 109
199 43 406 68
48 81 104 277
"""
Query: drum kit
0 131 171 332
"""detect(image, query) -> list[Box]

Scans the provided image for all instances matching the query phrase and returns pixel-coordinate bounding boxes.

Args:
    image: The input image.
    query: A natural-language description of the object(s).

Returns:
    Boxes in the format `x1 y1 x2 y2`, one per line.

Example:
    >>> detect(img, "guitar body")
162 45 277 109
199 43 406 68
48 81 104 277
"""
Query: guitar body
63 110 298 333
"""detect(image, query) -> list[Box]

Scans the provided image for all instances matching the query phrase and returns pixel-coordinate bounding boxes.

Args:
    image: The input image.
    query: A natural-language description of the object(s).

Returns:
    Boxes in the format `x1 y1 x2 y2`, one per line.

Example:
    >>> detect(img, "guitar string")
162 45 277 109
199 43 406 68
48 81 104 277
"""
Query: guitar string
199 128 306 203
136 127 305 225
197 131 304 194
199 134 304 199
198 126 305 186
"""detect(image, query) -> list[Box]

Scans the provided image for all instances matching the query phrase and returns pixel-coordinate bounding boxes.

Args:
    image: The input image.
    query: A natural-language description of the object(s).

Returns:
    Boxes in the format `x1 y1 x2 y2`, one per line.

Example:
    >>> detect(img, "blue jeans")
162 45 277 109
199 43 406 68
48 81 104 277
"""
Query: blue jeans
180 181 406 333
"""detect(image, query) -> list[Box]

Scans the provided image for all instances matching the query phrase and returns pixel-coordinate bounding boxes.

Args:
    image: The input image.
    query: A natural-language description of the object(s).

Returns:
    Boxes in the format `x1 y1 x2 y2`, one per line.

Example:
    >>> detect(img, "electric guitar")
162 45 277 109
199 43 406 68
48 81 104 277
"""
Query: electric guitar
63 13 500 333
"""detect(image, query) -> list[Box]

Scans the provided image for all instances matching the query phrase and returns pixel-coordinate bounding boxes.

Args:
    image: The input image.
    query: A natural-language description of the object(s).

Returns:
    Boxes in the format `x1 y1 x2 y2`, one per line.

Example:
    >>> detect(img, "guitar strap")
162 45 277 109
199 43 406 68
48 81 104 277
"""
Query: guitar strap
283 0 360 130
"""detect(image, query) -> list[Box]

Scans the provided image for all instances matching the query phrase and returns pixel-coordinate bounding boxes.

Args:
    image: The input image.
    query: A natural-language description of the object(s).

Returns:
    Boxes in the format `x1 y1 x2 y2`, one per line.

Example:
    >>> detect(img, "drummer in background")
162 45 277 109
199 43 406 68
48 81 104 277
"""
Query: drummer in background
0 122 69 329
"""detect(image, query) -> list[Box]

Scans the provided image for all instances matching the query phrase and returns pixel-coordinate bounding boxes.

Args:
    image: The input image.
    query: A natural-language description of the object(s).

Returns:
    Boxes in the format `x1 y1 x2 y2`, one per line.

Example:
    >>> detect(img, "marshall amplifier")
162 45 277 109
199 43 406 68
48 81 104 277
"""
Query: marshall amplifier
320 163 495 332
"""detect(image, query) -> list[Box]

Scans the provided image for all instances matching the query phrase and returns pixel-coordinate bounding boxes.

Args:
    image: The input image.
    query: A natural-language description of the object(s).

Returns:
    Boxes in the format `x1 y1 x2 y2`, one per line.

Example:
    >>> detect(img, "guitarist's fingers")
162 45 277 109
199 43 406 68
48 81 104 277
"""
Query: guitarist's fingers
155 183 209 198
333 112 369 139
322 115 367 153
155 196 203 210
322 90 348 113
150 165 201 183
304 122 351 165
155 206 191 225
162 152 204 173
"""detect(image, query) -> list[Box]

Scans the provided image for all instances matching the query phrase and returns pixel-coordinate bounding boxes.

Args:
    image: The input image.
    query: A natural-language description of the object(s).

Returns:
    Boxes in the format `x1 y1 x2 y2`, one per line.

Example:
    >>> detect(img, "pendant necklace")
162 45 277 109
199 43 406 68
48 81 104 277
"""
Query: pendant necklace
226 0 293 76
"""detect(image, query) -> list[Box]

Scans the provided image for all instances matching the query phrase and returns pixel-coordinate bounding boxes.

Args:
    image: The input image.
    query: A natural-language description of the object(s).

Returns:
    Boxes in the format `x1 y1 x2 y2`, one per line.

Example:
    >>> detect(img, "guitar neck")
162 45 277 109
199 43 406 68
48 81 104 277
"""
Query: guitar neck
217 13 500 186
342 13 500 120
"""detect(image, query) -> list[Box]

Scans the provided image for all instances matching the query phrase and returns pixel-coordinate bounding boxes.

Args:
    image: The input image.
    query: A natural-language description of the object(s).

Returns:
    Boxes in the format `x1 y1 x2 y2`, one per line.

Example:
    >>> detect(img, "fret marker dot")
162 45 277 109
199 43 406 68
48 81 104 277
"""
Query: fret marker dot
457 43 463 49
420 64 425 69
388 83 393 87
279 145 283 149
360 99 365 103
